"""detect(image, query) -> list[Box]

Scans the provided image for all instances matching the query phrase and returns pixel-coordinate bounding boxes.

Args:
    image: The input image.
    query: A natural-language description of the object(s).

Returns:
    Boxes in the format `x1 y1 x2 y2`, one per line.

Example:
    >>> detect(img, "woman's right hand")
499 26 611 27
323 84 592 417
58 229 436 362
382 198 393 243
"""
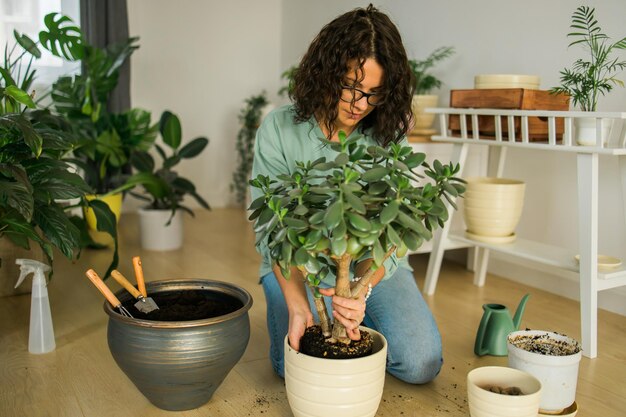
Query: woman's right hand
288 305 315 351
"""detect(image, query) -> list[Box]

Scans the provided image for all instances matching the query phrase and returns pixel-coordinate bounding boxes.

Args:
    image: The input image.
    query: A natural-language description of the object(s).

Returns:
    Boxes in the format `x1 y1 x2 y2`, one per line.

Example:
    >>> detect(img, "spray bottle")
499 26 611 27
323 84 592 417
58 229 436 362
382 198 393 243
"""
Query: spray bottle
14 259 55 354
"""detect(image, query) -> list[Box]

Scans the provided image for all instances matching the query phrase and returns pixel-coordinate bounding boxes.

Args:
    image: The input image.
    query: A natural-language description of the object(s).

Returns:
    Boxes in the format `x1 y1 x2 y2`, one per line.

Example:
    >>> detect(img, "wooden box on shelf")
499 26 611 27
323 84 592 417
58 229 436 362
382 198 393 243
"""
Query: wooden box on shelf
449 89 570 141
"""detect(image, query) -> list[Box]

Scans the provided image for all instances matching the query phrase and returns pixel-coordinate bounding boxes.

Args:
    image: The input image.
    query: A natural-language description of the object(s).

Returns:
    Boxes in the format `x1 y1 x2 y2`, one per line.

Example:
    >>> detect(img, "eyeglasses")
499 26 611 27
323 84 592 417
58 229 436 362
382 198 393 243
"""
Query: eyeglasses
340 85 384 106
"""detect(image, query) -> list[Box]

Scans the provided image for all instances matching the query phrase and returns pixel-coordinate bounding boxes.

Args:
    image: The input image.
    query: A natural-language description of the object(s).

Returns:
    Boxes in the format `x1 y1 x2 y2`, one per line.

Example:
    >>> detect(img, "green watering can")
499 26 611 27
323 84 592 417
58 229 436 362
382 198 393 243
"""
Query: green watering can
474 294 530 356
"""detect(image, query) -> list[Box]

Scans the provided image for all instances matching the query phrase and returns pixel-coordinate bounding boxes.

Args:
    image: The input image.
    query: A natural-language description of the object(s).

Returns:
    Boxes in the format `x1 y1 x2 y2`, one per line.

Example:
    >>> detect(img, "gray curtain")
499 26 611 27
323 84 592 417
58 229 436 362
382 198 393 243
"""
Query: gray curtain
80 0 130 112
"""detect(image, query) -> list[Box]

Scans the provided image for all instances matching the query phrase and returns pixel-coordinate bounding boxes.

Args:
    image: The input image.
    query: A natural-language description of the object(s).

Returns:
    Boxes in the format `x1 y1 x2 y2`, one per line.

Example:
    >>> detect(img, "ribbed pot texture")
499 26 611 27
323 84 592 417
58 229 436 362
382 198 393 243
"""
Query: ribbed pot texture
285 327 388 417
104 279 252 411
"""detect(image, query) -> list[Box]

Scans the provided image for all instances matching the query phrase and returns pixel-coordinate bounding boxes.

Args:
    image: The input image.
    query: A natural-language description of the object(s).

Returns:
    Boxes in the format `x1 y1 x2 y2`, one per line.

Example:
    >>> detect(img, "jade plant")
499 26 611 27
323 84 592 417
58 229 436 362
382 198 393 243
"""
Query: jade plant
249 132 464 344
551 6 626 111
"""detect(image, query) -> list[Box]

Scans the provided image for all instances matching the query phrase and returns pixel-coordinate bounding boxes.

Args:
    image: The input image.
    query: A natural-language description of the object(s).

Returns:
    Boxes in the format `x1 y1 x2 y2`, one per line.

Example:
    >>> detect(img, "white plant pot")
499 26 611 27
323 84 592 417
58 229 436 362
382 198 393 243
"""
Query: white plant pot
463 177 526 239
574 117 612 146
284 327 387 417
507 330 582 414
137 208 184 251
411 94 439 133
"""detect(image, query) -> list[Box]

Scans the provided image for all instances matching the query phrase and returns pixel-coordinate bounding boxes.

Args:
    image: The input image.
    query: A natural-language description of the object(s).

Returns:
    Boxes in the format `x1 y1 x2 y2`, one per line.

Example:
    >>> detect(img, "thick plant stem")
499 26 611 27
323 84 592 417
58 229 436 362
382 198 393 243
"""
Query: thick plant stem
331 253 352 344
297 266 332 337
350 248 395 299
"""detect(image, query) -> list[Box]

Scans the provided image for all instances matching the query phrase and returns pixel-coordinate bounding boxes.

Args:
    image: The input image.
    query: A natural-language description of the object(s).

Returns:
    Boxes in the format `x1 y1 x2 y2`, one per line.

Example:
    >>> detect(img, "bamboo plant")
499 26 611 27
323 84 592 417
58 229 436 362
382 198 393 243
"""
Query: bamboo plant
249 132 464 344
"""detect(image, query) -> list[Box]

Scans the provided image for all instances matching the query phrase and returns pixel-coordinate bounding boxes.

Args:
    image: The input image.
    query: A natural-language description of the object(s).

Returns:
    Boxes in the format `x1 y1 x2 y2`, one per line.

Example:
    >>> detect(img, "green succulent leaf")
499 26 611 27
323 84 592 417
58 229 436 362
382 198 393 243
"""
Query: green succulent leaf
324 200 342 229
380 200 400 224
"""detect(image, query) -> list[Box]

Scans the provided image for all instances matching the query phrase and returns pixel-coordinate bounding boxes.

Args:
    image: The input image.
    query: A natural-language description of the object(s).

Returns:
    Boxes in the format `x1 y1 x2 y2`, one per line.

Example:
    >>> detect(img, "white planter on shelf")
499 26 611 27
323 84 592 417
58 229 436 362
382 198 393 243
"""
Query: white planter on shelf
574 117 612 146
284 327 387 417
507 330 582 414
411 94 438 134
137 208 183 251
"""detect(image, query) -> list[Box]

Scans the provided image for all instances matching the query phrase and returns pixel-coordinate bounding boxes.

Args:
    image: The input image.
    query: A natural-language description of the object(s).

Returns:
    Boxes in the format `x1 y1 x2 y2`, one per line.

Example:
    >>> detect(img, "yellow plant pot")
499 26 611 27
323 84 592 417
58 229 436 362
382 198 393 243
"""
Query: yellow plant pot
83 193 123 246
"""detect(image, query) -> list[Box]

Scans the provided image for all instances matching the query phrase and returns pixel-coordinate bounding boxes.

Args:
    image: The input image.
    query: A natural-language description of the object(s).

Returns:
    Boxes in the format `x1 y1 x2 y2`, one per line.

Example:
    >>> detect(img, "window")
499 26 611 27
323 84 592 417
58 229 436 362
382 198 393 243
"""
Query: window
0 0 80 100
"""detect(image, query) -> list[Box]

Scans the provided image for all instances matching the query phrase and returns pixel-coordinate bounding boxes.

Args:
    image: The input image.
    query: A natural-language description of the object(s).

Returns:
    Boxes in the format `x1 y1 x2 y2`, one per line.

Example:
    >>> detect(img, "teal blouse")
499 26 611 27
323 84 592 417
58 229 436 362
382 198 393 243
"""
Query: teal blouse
250 104 411 284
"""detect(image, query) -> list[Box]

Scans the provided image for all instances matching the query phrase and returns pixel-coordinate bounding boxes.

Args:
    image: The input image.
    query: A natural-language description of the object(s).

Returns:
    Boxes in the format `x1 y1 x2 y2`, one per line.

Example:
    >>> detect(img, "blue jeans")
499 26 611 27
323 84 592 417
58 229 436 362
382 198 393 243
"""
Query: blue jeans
260 267 443 384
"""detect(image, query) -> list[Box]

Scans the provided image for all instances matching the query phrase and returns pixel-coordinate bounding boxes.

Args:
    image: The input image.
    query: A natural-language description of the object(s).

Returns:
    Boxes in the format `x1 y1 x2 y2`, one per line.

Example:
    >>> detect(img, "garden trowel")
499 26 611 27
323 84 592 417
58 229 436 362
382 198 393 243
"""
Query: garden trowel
110 270 159 314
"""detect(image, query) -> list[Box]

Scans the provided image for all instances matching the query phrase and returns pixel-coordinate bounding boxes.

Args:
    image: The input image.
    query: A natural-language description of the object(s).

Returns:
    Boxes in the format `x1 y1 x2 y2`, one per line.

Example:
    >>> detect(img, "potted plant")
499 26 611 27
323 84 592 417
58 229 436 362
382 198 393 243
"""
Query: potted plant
278 65 298 99
35 13 158 239
128 110 210 251
507 330 582 414
231 92 269 207
408 46 455 135
550 5 626 145
249 132 464 416
0 30 119 292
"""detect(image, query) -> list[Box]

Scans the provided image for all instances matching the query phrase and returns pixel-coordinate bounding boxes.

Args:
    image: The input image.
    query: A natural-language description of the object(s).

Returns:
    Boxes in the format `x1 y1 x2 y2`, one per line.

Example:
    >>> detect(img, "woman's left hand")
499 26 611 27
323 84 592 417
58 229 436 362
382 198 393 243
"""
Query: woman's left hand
318 287 366 341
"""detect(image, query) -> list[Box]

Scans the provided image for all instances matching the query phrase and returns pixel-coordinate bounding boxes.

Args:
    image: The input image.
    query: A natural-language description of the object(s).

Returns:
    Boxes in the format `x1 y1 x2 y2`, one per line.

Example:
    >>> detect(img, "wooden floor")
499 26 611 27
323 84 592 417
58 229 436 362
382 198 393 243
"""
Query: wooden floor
1 208 624 417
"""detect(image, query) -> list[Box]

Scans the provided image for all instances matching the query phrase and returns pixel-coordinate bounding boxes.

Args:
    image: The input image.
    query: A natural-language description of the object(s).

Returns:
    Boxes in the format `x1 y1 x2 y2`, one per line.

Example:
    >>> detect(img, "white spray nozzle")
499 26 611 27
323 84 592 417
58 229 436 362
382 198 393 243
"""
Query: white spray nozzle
15 258 51 289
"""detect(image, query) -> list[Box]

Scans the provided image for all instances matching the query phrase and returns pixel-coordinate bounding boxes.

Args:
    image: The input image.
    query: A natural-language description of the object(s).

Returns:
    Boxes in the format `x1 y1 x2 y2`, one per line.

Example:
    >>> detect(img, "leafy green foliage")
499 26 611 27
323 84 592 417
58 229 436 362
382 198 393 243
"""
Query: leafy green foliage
408 46 455 95
0 28 119 277
128 111 210 220
39 13 150 193
551 6 626 111
249 131 465 289
278 66 298 98
231 92 269 205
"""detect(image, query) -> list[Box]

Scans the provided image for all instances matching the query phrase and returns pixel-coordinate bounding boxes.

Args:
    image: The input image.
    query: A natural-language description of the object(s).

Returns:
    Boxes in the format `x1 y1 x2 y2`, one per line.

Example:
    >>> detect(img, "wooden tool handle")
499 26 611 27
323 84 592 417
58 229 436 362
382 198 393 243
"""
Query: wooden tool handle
132 256 147 297
110 270 142 299
85 269 121 307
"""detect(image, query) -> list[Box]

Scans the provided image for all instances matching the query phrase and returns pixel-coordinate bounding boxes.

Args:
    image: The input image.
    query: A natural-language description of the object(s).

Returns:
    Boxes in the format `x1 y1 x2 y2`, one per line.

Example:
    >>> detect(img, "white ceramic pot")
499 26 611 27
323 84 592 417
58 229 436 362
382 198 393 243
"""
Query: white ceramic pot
411 94 438 133
463 177 526 238
507 330 582 414
137 208 183 251
284 327 387 417
575 117 611 146
467 366 542 417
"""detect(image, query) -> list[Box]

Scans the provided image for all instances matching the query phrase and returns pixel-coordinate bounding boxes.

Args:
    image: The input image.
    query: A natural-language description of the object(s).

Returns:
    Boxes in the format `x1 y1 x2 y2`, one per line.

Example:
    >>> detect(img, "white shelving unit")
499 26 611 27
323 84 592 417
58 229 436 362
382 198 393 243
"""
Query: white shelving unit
423 108 626 359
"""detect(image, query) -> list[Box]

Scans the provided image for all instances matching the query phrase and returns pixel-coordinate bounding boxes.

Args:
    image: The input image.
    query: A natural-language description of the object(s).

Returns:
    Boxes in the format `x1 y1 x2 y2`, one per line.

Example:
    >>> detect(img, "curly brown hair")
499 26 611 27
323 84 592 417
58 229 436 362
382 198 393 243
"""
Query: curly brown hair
291 4 414 147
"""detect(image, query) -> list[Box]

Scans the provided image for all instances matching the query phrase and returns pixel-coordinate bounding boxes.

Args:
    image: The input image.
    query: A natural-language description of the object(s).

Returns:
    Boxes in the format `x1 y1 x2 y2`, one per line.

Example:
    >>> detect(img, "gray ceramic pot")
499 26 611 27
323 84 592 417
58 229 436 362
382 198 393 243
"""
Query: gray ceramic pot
103 279 252 411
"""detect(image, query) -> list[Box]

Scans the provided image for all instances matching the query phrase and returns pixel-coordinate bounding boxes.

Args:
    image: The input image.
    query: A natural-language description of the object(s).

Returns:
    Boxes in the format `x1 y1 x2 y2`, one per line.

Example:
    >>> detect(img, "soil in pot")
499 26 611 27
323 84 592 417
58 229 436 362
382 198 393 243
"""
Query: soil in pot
510 332 581 356
120 290 243 321
299 325 373 359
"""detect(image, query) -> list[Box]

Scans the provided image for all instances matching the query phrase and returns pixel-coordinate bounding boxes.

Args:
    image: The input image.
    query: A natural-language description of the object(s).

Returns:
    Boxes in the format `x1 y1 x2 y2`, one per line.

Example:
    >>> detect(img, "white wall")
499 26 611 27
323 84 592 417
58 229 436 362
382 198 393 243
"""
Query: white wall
128 0 626 314
127 0 282 209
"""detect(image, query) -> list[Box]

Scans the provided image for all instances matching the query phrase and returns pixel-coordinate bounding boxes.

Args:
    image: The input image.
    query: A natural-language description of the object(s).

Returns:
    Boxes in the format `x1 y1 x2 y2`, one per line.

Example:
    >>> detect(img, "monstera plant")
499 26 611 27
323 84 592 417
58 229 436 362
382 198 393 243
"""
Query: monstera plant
37 12 157 194
249 132 464 344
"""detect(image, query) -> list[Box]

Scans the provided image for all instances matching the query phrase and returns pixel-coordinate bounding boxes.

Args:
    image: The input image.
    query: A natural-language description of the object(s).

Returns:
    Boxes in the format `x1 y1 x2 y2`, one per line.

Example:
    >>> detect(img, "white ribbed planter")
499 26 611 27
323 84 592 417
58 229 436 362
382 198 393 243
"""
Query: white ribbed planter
137 208 183 251
284 327 387 417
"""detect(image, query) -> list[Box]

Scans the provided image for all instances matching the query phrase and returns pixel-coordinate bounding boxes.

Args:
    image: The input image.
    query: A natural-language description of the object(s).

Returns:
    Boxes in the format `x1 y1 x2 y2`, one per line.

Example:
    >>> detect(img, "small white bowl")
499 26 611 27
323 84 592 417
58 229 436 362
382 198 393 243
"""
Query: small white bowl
467 366 542 417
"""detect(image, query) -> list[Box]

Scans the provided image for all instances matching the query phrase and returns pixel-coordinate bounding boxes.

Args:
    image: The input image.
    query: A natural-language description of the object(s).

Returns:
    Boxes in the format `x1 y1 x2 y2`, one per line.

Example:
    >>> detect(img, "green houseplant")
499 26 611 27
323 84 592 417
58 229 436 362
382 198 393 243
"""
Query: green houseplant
128 110 210 250
551 6 626 112
551 6 626 146
0 30 118 284
38 13 158 195
249 132 463 415
408 46 455 134
231 92 268 206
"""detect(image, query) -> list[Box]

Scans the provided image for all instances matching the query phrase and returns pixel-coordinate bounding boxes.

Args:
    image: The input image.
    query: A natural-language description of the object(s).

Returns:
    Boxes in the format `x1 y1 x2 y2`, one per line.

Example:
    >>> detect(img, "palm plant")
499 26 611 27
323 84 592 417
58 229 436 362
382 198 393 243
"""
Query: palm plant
551 6 626 111
408 46 455 95
250 132 464 344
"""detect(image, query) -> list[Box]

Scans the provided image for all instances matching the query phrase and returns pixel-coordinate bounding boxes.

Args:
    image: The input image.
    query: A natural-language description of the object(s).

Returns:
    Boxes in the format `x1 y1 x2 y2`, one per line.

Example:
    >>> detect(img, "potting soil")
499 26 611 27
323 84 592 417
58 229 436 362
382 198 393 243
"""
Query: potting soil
299 325 373 359
121 290 243 321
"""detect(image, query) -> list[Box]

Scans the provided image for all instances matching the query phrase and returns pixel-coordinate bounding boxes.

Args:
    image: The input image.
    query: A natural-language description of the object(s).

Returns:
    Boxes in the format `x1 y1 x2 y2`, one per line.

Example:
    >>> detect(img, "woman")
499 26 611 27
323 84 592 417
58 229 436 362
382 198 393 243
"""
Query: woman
251 5 442 384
